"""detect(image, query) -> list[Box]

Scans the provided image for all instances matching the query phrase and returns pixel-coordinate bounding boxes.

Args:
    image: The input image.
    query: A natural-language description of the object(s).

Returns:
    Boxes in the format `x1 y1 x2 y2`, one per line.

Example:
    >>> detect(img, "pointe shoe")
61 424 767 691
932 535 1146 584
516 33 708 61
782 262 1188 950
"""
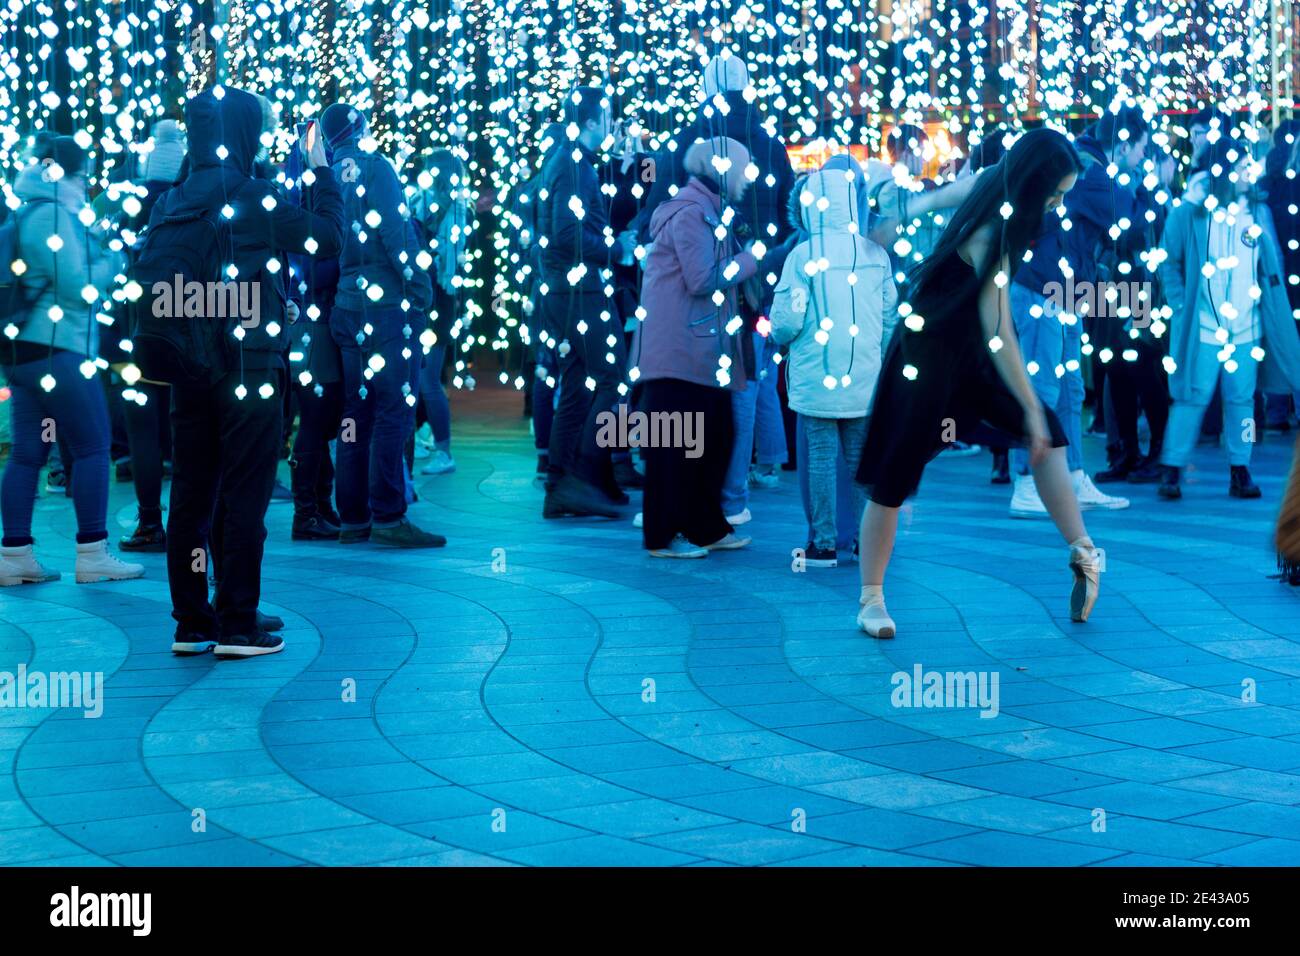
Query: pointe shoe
1068 543 1103 622
857 601 896 639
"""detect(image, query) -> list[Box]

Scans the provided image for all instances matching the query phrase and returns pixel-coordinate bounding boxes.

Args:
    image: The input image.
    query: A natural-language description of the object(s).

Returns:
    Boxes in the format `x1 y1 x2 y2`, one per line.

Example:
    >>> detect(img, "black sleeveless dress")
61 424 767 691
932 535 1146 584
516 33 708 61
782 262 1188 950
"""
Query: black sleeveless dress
856 252 1068 507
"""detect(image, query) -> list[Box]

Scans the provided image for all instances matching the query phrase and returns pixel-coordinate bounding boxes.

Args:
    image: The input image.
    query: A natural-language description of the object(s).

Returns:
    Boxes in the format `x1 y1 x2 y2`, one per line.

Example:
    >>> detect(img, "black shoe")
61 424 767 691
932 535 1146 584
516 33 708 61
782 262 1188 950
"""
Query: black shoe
120 523 166 552
293 514 340 541
1095 455 1138 483
1158 465 1182 500
214 629 285 659
604 485 631 506
990 450 1010 485
613 459 645 489
257 610 284 632
339 526 371 544
804 543 838 568
1266 420 1292 433
543 476 621 519
1230 465 1261 499
115 460 133 483
318 505 342 528
171 630 217 655
1126 455 1165 484
371 517 446 548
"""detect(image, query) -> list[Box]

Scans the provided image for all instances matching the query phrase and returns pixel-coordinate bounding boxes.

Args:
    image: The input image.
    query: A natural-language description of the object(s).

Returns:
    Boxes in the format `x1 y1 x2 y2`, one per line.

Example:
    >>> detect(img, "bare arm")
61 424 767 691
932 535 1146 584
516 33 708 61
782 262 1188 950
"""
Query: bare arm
966 227 1052 461
867 174 980 248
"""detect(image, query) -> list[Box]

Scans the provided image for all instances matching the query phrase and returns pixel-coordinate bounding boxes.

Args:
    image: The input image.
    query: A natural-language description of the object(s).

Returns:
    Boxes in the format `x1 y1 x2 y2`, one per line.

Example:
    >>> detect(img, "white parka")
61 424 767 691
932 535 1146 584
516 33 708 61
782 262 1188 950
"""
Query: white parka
769 168 899 418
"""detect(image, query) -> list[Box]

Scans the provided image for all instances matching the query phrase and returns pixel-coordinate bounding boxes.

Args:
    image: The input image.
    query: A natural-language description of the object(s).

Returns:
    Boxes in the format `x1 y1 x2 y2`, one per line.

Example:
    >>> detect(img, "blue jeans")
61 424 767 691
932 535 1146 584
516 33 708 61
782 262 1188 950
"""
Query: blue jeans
419 343 451 449
721 333 788 514
1 352 110 545
1009 283 1083 474
332 307 422 529
1162 342 1258 468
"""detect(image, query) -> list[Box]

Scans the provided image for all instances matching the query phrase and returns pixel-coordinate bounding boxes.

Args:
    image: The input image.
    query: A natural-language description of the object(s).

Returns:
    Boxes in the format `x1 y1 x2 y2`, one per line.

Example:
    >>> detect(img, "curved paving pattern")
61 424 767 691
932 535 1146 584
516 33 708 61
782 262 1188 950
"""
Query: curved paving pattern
2 387 1300 866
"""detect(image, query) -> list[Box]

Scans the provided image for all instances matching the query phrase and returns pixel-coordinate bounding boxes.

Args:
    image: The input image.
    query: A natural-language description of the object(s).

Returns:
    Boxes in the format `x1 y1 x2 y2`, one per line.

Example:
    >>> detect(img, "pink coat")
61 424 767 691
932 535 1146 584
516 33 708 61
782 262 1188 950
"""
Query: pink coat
631 177 757 392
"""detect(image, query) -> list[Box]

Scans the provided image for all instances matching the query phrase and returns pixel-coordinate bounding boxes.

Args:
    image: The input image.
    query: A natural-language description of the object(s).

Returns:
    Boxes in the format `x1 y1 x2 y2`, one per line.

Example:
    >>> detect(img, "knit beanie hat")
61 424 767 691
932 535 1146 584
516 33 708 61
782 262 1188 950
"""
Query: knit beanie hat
320 103 368 149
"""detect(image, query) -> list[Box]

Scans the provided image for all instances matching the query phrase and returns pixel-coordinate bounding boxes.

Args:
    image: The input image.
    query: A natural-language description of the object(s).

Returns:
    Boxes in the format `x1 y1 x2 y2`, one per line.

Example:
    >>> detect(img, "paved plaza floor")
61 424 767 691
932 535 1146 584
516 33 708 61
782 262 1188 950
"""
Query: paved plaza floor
2 387 1299 866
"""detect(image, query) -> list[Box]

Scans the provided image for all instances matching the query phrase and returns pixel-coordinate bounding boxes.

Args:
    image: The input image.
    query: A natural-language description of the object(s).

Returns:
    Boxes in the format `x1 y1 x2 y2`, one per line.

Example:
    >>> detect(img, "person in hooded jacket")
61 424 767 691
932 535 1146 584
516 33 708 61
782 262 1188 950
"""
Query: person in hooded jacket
1007 109 1148 519
151 85 344 658
320 102 439 548
1157 138 1300 500
0 136 144 587
630 137 756 558
284 123 345 541
408 148 469 478
770 166 899 568
536 87 638 519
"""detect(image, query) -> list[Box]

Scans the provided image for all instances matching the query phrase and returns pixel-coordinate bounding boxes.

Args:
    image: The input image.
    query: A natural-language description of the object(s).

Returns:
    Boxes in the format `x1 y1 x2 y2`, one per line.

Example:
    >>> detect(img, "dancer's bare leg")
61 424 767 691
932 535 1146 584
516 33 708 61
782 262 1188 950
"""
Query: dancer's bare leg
857 500 899 637
1030 446 1089 545
859 500 899 586
1031 445 1101 621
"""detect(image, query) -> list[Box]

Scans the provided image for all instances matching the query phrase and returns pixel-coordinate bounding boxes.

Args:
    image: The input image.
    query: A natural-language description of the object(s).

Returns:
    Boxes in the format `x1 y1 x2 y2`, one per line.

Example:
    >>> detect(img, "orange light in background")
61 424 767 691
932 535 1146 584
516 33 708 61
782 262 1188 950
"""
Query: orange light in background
0 387 9 403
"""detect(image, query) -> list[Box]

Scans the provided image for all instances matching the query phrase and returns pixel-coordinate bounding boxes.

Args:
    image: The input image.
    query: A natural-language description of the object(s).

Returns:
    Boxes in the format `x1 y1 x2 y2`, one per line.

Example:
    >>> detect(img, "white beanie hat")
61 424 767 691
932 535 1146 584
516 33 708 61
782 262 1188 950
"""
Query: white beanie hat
701 53 750 99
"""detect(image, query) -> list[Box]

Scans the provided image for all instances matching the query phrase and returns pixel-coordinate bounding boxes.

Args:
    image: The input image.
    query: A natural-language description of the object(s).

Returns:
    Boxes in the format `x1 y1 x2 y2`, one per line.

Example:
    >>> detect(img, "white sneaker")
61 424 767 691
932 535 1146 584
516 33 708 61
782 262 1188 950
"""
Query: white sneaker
413 442 431 461
725 508 752 526
748 467 779 490
705 533 751 551
857 601 896 638
0 545 61 586
633 512 643 528
648 535 708 559
420 450 456 476
75 539 145 584
1010 474 1049 519
1073 470 1129 510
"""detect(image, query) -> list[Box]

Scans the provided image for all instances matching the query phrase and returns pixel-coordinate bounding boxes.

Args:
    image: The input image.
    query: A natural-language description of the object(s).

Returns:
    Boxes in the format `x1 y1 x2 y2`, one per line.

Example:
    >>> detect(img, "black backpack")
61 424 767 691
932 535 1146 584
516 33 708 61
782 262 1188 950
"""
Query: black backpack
126 183 246 386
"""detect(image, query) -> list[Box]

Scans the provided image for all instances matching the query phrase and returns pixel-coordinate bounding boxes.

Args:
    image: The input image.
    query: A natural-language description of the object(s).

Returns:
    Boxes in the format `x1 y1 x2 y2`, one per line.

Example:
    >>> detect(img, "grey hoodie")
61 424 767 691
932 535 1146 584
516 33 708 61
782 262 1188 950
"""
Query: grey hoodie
14 163 123 356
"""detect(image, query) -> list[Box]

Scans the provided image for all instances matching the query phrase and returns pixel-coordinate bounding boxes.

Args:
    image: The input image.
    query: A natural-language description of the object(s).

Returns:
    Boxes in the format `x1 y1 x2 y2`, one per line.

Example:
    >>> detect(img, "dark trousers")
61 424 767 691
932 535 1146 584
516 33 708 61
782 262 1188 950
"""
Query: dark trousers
167 369 283 637
123 382 170 527
1105 339 1169 459
546 290 626 492
332 307 420 529
640 378 734 551
290 379 343 518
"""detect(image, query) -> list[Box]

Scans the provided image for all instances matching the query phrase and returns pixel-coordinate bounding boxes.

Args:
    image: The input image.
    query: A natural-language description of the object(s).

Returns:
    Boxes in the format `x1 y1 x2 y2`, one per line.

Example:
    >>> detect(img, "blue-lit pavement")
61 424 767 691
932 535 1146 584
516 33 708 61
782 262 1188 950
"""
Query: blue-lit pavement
2 388 1299 866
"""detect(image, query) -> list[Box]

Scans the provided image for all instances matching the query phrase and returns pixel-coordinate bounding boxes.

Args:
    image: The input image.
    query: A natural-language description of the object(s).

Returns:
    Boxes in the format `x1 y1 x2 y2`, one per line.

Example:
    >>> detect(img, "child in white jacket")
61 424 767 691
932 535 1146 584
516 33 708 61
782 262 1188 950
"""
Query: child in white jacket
770 165 898 567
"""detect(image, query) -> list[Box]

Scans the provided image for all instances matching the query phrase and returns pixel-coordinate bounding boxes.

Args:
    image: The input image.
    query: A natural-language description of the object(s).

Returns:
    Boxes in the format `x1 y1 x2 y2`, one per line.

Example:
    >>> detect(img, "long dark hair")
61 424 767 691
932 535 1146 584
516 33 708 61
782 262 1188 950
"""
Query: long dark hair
908 127 1083 297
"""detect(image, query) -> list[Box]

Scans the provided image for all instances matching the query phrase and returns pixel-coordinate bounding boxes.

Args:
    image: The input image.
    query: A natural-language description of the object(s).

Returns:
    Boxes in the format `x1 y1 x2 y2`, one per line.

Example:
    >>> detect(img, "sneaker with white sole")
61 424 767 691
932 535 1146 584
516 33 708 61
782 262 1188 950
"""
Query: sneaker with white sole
1068 543 1103 622
0 545 61 586
420 450 456 476
214 629 285 659
857 601 896 638
1009 474 1048 518
633 512 643 528
725 508 752 526
748 467 779 490
1072 470 1129 510
705 533 751 551
74 539 145 583
648 535 708 559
